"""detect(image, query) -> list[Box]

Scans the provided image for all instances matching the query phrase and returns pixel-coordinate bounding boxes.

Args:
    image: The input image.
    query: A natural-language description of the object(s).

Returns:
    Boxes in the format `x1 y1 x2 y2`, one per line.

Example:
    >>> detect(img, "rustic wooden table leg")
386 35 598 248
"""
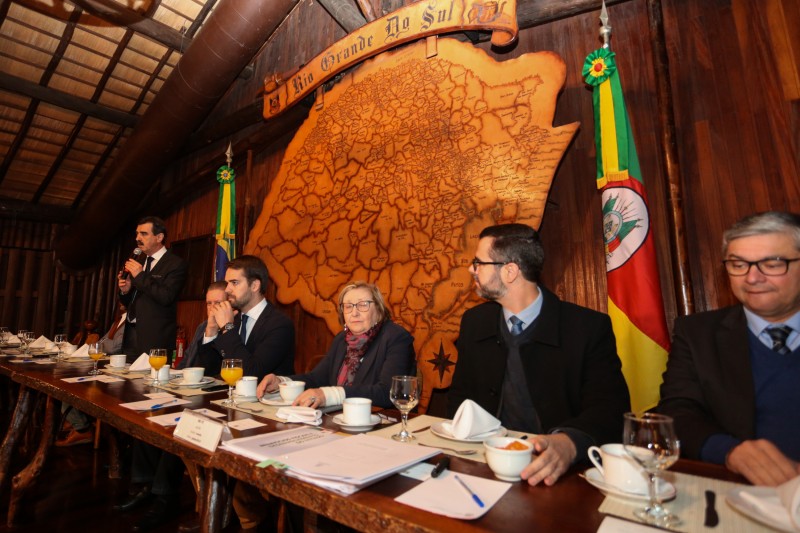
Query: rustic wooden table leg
0 385 33 496
184 459 205 513
107 426 122 479
201 467 227 533
8 394 56 525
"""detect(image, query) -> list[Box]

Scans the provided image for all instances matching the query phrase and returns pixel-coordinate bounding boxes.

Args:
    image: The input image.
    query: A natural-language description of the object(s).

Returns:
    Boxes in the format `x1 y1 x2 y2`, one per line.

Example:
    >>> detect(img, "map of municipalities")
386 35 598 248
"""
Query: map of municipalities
248 38 578 405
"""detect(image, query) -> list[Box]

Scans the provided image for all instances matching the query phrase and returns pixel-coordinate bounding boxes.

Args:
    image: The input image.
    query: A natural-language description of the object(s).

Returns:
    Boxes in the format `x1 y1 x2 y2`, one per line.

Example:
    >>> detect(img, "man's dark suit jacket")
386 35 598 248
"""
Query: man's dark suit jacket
120 249 187 362
291 320 415 408
447 287 630 446
658 305 757 459
195 301 295 379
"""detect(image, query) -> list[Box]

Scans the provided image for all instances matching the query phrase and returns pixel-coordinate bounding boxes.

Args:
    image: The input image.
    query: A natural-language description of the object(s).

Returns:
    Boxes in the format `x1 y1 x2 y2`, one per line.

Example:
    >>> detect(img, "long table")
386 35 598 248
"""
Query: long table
0 357 748 532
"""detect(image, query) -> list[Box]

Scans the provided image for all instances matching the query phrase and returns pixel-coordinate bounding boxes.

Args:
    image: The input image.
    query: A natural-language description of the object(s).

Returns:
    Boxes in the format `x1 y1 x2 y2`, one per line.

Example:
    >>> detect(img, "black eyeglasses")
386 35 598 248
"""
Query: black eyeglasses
341 301 374 313
471 258 507 269
722 257 800 276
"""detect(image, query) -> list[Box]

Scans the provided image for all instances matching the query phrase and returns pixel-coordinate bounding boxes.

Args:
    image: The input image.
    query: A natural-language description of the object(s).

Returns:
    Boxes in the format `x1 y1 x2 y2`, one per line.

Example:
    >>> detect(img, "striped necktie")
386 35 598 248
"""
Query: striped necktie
766 326 792 355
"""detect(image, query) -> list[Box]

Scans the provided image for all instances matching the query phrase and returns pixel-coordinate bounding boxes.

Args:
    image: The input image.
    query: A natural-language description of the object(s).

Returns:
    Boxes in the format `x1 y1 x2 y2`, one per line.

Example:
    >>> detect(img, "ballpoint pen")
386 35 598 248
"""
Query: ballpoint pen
454 474 484 508
149 399 178 410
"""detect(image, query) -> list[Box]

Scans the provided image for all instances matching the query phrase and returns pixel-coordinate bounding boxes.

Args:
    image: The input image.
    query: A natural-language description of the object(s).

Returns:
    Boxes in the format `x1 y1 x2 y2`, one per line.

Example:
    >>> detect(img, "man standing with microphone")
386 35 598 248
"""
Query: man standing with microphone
119 216 188 362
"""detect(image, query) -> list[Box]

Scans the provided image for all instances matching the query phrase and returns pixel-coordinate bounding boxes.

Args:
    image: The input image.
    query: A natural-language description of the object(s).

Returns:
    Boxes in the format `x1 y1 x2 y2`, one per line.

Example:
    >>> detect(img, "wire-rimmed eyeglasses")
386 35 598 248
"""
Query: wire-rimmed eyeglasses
341 301 374 313
722 257 800 276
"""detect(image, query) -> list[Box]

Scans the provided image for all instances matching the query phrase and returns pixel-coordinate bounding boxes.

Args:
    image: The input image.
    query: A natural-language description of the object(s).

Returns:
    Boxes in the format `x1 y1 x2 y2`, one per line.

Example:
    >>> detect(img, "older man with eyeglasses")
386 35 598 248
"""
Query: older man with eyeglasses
659 211 800 486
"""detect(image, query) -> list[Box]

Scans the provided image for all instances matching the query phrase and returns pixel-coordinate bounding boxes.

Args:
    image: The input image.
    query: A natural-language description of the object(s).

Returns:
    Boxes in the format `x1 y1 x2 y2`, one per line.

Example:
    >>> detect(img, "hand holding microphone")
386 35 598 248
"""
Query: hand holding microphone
121 248 146 280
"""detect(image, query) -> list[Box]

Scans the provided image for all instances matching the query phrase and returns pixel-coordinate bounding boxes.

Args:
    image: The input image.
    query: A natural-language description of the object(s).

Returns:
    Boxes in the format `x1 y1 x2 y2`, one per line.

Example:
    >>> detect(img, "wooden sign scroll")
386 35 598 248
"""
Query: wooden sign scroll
263 0 518 119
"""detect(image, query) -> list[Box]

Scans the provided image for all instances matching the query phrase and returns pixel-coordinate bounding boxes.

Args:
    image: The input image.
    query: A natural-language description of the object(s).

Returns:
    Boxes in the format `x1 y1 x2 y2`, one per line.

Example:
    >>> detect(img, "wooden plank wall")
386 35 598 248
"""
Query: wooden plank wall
2 0 797 376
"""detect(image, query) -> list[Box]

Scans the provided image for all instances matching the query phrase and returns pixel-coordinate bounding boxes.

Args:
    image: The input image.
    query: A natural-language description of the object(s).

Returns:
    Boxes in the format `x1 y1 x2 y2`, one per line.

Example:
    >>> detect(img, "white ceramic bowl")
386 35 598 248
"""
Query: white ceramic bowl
484 437 534 482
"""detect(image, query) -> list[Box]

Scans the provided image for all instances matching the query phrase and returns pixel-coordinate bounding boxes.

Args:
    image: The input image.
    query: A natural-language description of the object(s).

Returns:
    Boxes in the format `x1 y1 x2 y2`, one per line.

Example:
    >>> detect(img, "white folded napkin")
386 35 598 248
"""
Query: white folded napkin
739 476 800 532
29 335 52 349
276 406 322 426
129 353 151 371
62 343 77 354
441 399 501 440
71 344 90 358
778 475 800 529
6 335 21 346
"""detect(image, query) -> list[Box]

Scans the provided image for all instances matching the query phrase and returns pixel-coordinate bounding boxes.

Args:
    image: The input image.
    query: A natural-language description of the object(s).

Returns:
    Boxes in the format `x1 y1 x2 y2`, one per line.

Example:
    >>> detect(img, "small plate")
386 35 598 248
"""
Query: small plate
234 394 258 403
726 486 798 533
333 414 381 432
582 468 676 502
430 420 507 442
259 394 293 406
169 376 215 388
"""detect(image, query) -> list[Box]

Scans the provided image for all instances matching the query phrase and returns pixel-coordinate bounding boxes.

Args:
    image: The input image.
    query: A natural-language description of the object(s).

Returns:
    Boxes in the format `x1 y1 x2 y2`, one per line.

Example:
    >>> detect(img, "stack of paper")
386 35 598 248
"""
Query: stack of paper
222 427 342 462
276 434 438 495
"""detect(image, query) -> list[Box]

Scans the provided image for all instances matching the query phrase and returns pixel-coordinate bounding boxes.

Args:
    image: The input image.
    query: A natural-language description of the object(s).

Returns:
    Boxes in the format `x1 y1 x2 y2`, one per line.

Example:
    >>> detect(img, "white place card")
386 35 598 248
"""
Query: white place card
227 418 267 431
173 410 225 452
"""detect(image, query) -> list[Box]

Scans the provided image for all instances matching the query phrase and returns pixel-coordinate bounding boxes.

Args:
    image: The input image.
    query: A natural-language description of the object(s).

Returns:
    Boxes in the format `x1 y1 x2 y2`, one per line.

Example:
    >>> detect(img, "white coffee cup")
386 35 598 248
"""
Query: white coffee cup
342 397 372 425
151 366 170 382
109 354 127 368
183 367 205 384
236 376 258 397
588 443 648 493
279 381 305 402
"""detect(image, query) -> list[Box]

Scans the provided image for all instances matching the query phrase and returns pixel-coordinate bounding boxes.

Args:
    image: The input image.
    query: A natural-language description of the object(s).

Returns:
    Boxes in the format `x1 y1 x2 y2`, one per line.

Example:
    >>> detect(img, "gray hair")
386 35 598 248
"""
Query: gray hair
722 211 800 255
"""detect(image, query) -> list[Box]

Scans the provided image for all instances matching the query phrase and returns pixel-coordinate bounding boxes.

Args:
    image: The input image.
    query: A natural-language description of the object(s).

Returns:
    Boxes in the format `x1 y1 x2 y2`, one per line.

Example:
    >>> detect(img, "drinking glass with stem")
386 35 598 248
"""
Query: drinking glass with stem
17 330 31 354
220 358 243 406
148 348 168 385
622 412 681 527
390 375 420 442
0 326 10 347
52 333 67 361
87 342 105 375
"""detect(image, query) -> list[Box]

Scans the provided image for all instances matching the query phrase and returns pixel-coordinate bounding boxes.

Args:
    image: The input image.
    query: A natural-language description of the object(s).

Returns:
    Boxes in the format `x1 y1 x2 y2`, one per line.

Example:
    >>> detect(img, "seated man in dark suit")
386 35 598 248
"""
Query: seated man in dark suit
659 211 800 486
448 223 630 486
196 254 295 378
176 280 227 369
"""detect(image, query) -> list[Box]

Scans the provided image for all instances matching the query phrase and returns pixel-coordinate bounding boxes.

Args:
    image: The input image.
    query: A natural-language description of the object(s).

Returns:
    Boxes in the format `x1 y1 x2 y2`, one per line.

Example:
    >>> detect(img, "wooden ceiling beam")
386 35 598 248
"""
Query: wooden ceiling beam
0 73 139 127
517 0 630 27
67 0 189 51
317 0 367 32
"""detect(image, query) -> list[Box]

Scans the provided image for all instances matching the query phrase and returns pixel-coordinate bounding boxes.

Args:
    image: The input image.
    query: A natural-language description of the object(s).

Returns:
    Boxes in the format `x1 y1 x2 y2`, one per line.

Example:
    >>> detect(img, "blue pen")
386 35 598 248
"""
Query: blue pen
454 474 485 508
149 399 178 410
174 417 181 422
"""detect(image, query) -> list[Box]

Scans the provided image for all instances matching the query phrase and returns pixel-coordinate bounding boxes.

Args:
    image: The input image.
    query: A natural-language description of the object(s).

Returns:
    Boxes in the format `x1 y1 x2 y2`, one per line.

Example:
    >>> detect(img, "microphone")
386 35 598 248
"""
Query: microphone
120 248 145 279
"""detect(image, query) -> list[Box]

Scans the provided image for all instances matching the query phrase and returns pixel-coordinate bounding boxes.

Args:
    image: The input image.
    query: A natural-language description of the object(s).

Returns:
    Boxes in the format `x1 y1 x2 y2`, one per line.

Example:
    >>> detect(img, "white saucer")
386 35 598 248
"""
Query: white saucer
259 394 293 406
726 486 798 533
430 420 507 442
333 414 381 432
582 468 676 502
169 376 215 388
234 394 258 403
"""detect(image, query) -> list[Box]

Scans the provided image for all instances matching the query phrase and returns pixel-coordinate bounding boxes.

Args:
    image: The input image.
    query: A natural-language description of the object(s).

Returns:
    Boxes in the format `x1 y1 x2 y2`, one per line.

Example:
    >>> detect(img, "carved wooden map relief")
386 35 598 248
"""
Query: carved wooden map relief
248 38 579 409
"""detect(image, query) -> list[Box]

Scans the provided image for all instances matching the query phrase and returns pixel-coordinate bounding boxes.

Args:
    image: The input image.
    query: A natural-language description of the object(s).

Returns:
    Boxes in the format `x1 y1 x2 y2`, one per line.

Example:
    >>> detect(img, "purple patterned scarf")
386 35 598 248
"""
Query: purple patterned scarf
336 322 382 386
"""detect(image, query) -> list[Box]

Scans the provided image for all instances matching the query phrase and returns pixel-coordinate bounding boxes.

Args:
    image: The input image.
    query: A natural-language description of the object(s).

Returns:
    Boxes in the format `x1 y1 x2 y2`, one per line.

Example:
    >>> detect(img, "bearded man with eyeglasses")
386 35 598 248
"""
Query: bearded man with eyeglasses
659 211 800 486
448 223 630 487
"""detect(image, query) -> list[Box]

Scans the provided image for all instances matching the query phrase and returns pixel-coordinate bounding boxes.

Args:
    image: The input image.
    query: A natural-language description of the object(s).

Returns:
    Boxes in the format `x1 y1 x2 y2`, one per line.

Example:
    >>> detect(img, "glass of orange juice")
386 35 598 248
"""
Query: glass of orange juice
149 348 168 386
220 358 243 406
87 342 105 375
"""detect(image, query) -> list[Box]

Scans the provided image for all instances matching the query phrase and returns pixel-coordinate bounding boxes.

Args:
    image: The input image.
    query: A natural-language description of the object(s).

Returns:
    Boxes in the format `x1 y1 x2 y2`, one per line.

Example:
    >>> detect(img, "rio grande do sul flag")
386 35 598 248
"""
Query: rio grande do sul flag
583 47 670 412
215 165 236 281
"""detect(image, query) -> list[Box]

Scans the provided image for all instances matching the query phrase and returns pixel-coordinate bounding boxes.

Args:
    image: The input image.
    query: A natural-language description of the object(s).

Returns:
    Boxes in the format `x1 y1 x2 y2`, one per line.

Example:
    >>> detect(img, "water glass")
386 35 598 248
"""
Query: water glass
390 375 419 442
623 412 681 527
53 333 67 361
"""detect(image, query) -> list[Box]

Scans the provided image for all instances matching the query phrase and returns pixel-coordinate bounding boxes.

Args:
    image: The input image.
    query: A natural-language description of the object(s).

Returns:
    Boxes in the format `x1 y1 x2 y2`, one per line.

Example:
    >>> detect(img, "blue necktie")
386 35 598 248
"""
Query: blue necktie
509 315 524 336
766 326 792 355
239 314 248 344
